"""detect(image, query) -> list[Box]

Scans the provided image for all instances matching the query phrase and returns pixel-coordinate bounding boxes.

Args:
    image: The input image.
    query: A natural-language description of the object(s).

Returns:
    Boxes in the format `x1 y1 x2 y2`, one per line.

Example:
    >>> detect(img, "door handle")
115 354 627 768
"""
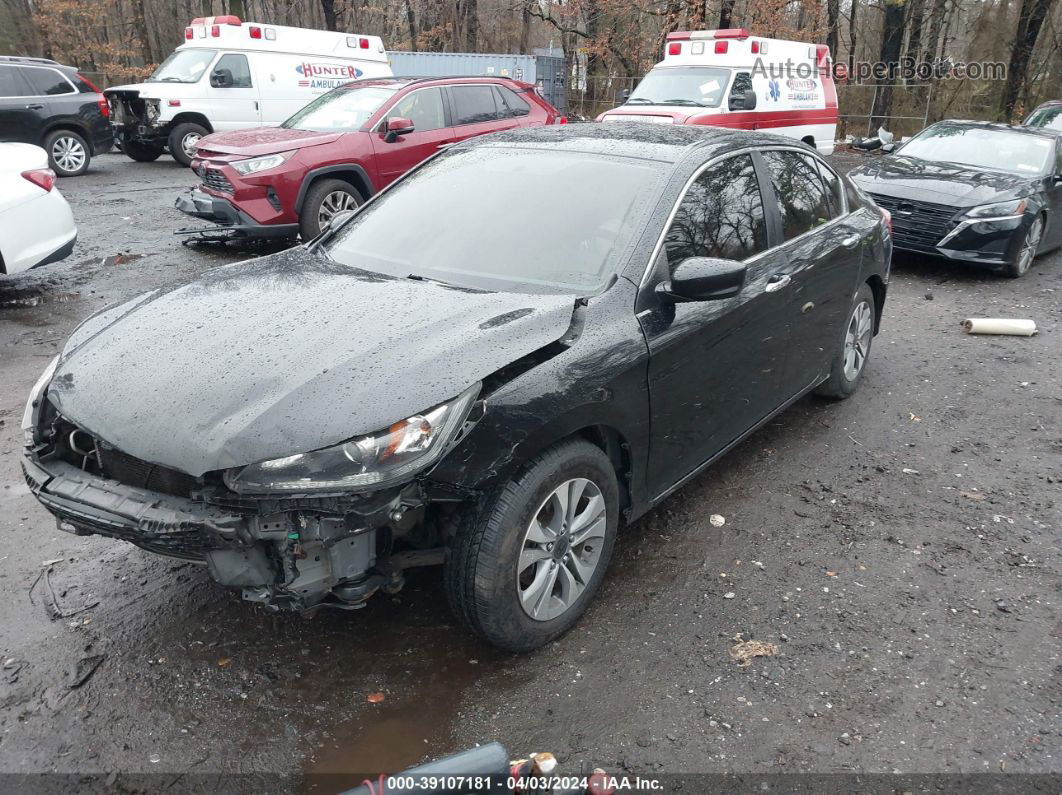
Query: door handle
25 104 44 110
764 274 791 293
841 233 862 249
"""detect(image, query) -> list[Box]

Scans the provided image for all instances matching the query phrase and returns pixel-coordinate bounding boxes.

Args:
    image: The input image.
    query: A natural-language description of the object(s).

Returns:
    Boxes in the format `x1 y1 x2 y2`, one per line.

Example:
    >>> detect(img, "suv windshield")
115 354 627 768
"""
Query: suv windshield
1024 105 1062 131
325 147 662 294
626 67 730 107
283 84 399 132
899 125 1054 175
148 49 217 83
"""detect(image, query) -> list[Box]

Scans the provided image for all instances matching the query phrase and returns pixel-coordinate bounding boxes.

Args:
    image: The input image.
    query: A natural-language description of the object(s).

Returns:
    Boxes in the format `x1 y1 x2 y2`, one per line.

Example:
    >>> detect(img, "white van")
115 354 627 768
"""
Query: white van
599 29 838 155
106 16 391 165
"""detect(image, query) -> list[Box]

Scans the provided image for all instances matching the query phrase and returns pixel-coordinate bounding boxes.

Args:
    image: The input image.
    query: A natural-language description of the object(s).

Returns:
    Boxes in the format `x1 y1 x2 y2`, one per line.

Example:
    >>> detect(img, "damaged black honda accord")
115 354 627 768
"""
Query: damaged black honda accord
22 124 891 652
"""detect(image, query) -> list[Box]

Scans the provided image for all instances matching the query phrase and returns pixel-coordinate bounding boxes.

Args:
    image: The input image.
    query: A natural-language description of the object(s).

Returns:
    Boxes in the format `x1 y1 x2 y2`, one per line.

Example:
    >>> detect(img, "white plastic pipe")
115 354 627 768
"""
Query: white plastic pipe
962 318 1038 336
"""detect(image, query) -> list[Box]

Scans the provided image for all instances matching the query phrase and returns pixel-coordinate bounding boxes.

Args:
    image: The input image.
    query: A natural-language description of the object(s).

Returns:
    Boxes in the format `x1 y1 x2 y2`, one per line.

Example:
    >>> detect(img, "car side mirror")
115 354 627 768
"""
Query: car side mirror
729 89 757 111
656 257 747 302
880 142 897 154
384 117 415 143
210 69 234 88
617 88 631 103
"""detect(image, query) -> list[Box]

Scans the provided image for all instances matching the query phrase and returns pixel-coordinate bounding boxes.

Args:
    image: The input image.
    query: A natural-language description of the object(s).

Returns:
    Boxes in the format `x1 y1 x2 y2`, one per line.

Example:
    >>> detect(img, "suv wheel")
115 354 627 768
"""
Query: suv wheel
816 283 876 399
168 122 208 167
44 130 90 177
123 140 163 162
1004 214 1044 278
445 439 619 653
299 179 364 240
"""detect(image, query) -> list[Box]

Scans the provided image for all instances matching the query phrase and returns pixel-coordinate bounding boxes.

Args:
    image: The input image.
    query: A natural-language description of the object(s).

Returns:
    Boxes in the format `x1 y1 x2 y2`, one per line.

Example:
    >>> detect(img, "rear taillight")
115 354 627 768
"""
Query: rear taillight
22 169 56 192
77 73 109 118
557 116 568 125
881 209 892 234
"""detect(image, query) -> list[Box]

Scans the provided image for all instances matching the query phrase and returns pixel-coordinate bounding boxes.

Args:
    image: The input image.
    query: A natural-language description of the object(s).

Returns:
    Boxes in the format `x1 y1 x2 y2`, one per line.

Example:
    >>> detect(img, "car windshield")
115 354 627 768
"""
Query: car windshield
282 84 399 132
899 125 1053 175
148 49 216 83
1024 106 1062 131
325 147 663 294
626 67 730 107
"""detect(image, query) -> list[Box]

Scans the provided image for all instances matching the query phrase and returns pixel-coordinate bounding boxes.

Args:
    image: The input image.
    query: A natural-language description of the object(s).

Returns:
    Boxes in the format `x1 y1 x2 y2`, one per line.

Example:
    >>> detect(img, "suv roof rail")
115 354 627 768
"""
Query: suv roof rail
0 55 62 66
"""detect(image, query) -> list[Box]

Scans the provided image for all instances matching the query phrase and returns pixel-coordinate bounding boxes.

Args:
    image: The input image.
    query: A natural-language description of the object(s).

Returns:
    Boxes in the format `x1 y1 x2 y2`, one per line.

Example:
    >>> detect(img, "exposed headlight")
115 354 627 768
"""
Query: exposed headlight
231 151 295 176
224 383 481 494
965 198 1028 218
21 355 59 447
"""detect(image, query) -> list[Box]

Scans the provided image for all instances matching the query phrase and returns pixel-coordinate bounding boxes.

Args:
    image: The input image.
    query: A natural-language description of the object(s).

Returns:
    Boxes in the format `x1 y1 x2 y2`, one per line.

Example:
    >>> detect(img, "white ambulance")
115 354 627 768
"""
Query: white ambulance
106 16 391 166
599 28 838 155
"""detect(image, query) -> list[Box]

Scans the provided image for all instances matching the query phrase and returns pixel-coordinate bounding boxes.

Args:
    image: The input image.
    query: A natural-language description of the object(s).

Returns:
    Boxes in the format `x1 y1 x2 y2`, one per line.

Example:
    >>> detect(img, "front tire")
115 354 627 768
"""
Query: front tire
816 283 876 399
168 122 208 167
1004 214 1044 278
298 179 364 240
44 129 90 176
445 439 620 653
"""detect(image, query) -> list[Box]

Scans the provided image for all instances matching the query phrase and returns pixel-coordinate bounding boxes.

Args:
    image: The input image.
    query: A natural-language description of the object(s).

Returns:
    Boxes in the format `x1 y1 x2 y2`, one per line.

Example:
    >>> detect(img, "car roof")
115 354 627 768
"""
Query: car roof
930 118 1059 139
452 122 813 164
0 55 67 68
339 75 536 90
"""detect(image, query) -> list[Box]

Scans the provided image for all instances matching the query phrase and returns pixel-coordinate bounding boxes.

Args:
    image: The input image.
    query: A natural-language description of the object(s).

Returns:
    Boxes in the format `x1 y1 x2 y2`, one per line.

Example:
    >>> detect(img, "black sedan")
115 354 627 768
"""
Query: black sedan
849 120 1062 277
21 124 891 652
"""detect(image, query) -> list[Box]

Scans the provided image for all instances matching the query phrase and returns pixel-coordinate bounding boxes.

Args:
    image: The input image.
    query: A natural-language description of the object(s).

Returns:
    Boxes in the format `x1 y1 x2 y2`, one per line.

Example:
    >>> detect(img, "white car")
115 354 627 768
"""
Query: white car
0 142 77 275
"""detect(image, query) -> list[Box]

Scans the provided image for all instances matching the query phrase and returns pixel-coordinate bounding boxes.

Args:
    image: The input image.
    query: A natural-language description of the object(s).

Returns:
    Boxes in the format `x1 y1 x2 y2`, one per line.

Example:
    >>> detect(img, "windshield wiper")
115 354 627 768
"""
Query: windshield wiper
624 97 655 105
660 98 707 107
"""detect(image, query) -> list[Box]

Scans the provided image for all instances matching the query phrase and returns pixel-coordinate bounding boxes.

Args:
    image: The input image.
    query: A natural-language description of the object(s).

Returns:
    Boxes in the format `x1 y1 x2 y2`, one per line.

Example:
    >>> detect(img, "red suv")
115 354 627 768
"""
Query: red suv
176 76 563 240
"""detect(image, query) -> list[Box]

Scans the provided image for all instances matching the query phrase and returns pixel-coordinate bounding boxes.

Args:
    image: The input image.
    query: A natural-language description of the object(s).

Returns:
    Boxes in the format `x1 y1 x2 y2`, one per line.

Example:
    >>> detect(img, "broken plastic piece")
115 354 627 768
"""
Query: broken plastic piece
962 318 1038 336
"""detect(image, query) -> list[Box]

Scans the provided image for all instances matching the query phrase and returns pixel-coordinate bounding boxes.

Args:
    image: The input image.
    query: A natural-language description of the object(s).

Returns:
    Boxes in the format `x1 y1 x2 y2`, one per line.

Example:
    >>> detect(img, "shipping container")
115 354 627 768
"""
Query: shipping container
388 50 567 113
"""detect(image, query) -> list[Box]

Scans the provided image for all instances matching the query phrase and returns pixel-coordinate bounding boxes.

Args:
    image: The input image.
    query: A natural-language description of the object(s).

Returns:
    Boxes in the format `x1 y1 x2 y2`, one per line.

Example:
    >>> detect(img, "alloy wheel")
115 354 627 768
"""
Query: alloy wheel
52 136 86 173
843 301 873 381
1017 216 1043 275
517 478 607 622
181 132 202 159
317 190 358 226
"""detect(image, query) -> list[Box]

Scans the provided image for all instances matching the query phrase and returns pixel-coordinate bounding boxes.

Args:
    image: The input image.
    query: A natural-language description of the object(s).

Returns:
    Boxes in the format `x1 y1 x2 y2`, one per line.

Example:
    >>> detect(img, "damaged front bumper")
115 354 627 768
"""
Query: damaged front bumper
175 189 299 240
22 447 443 612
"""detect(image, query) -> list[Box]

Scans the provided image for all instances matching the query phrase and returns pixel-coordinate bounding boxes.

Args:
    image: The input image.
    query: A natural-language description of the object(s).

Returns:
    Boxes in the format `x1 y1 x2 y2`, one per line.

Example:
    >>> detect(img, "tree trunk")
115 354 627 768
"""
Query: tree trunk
905 0 926 67
848 0 858 74
719 0 735 28
826 0 840 60
999 0 1056 120
465 0 478 50
871 0 908 129
319 0 338 31
922 0 948 63
406 0 418 50
518 2 531 53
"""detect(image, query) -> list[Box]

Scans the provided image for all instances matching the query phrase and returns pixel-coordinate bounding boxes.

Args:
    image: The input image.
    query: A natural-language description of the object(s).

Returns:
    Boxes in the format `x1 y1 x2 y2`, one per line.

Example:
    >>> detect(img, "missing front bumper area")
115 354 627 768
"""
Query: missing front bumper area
21 454 439 612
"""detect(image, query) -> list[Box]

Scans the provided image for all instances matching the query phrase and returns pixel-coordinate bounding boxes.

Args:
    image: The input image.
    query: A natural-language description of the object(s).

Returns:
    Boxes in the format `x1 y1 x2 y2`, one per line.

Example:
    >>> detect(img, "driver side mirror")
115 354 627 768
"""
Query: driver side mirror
729 89 757 111
384 117 415 143
656 257 747 302
210 69 234 88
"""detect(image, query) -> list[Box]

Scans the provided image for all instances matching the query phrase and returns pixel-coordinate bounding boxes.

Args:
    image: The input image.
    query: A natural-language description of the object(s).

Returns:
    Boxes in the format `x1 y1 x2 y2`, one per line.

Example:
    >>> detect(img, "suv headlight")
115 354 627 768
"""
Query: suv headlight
965 198 1027 218
231 151 295 176
223 383 481 494
21 355 59 447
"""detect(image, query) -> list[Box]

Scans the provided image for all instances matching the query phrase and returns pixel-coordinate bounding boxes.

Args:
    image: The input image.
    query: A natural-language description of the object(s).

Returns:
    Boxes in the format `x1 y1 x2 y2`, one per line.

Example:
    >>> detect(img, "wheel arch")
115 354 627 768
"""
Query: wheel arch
41 121 94 153
295 165 375 214
865 274 886 334
168 113 213 134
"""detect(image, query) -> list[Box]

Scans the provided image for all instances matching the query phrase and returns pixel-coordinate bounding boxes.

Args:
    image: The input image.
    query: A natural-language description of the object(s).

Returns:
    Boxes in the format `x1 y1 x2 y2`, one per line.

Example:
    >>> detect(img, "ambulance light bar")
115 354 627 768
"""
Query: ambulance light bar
666 29 751 41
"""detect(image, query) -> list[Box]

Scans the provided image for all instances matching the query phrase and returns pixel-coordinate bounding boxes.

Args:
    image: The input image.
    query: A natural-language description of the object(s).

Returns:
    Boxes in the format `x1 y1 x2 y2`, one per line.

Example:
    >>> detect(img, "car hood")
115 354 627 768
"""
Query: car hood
47 248 578 477
195 127 345 157
849 155 1039 207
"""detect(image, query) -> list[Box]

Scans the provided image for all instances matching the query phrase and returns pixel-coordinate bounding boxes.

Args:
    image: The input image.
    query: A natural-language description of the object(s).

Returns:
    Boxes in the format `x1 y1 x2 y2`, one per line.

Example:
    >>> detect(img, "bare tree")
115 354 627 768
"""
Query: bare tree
999 0 1057 119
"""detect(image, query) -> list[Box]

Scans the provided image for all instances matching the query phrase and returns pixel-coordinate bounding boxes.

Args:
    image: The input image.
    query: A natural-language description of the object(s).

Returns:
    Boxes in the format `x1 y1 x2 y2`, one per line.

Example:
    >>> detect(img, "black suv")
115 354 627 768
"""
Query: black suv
0 56 113 176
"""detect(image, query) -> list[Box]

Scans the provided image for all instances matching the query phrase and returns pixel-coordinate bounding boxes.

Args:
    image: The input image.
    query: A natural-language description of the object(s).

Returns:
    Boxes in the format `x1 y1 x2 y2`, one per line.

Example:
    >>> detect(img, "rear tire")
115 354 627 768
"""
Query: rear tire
298 179 364 240
815 283 876 400
44 129 90 177
445 439 619 653
168 122 208 166
123 139 163 162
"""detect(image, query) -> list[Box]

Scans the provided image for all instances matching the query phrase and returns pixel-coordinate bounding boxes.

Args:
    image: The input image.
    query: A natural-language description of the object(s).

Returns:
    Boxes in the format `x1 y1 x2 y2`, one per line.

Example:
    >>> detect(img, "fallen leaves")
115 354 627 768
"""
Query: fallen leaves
729 634 778 667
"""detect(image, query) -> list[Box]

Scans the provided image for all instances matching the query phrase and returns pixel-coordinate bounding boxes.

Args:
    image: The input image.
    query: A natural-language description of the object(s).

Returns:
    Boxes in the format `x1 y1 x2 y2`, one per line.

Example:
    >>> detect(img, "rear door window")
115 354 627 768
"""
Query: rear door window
761 150 833 240
21 66 75 96
0 65 28 98
451 85 501 125
664 153 769 266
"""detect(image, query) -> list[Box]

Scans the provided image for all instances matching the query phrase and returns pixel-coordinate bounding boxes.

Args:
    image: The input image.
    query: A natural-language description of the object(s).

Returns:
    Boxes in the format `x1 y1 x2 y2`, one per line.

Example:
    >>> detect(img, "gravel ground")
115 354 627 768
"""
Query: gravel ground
0 152 1058 791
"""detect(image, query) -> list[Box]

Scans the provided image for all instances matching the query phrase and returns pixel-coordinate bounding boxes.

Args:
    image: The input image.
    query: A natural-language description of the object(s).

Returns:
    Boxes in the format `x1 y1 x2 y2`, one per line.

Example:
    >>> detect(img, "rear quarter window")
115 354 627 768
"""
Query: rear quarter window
21 66 76 96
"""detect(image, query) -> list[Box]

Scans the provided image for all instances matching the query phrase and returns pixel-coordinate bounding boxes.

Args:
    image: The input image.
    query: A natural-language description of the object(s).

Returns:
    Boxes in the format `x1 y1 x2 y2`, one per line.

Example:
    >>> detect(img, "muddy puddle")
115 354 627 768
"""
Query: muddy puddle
0 291 81 309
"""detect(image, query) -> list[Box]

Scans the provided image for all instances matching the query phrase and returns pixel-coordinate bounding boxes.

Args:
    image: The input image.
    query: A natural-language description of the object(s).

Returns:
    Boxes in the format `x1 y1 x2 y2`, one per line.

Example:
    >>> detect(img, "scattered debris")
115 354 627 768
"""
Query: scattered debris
67 654 105 688
723 592 736 599
367 692 386 703
217 658 232 668
962 318 1038 336
960 491 987 501
710 514 726 527
729 634 778 667
902 468 920 475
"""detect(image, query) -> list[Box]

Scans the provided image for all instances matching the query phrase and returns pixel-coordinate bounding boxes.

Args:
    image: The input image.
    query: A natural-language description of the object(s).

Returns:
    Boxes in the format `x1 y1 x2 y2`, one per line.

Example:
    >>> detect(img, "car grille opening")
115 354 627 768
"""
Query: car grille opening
202 168 234 194
869 193 957 249
97 446 200 499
